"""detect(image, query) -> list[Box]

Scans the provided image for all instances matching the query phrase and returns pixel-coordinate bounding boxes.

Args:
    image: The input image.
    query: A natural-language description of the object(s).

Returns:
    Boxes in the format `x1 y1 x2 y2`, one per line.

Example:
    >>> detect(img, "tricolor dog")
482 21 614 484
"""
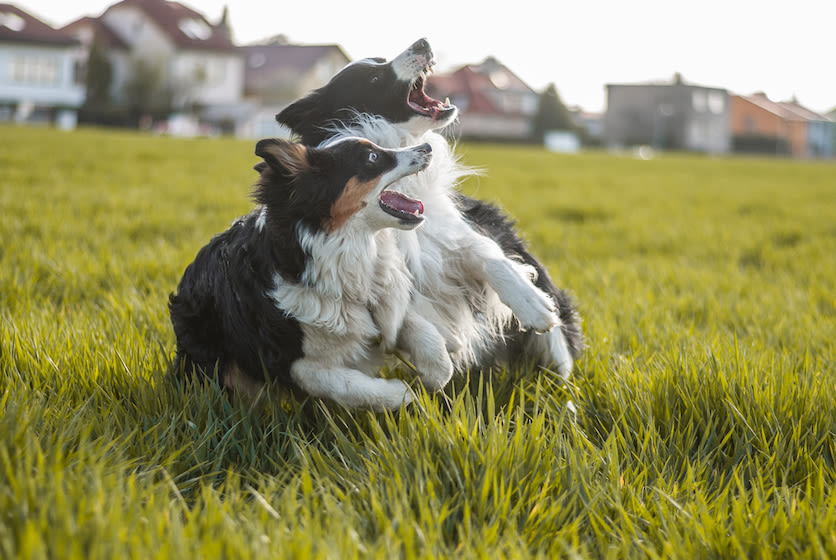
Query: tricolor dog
169 137 453 410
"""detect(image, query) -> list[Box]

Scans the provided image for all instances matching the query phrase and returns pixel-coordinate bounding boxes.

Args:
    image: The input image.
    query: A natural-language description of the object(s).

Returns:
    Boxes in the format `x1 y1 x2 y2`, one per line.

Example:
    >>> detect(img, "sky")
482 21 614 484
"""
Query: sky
17 0 836 114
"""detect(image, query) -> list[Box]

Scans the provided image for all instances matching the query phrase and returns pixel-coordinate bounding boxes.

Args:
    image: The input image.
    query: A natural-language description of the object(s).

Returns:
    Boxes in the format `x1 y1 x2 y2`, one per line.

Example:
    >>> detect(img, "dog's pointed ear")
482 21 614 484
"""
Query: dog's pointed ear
276 92 322 135
255 138 310 177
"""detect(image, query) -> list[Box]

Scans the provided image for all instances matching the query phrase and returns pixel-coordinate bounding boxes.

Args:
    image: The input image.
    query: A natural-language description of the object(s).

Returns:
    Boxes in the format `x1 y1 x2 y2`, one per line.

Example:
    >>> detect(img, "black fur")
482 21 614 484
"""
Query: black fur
168 211 305 385
169 138 405 387
278 40 455 146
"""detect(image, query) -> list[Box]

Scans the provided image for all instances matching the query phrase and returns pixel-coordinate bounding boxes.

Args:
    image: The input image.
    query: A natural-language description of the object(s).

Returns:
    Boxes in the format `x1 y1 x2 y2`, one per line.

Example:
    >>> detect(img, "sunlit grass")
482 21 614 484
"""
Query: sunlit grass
1 125 834 558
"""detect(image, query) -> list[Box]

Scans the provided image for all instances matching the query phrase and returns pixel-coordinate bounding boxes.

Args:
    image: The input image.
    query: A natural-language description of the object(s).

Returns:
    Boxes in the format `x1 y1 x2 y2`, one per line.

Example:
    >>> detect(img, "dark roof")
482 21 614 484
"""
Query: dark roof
243 44 347 74
0 3 78 46
61 16 129 49
104 0 235 52
242 43 349 91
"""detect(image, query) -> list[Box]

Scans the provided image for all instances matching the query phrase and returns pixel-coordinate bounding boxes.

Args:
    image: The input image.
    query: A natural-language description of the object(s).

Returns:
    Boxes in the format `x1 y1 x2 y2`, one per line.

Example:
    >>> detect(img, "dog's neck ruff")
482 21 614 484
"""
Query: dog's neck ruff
267 222 408 337
317 115 510 368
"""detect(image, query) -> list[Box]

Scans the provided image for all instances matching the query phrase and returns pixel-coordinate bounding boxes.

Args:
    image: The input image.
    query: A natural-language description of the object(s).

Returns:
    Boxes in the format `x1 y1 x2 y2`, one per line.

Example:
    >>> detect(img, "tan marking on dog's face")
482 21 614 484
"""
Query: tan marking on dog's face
325 176 381 231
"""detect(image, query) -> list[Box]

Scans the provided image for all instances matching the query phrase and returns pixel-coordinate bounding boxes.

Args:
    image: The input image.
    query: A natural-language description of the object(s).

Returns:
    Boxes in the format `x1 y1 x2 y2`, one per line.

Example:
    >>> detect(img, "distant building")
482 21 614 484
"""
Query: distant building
829 108 836 154
428 57 539 142
238 38 349 138
778 99 833 158
730 93 834 158
569 106 604 146
0 3 84 127
604 74 730 154
63 0 244 129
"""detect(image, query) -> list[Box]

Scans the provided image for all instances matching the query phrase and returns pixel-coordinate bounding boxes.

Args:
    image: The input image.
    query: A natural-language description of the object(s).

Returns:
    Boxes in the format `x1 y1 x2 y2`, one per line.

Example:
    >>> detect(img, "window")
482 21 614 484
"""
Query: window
192 57 226 85
11 56 59 85
178 18 212 40
692 90 707 112
708 91 725 114
0 12 25 31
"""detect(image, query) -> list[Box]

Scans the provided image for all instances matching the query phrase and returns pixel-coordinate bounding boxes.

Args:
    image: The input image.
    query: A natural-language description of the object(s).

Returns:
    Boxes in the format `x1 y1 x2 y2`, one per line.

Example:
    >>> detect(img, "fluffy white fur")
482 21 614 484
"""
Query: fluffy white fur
321 116 572 375
265 145 454 410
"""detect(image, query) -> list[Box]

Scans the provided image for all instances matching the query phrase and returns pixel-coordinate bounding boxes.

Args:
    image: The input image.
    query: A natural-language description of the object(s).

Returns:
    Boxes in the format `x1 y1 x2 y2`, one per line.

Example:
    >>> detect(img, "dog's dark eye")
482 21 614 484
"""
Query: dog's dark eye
368 151 378 162
370 75 379 84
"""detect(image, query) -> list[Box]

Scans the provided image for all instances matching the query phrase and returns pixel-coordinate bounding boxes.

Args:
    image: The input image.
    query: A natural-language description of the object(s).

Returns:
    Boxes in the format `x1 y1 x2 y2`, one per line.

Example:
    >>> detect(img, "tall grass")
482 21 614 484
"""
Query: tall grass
1 125 834 558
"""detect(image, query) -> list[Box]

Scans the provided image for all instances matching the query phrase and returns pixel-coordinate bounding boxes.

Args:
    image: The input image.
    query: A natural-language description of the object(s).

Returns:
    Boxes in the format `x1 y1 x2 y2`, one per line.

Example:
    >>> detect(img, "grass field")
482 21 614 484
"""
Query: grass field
1 124 835 558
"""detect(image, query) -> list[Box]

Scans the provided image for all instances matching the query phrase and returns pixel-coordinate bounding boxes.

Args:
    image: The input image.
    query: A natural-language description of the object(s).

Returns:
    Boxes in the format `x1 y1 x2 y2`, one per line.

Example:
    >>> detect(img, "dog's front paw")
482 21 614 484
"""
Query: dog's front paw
373 378 414 411
416 351 454 392
514 288 560 333
511 288 560 332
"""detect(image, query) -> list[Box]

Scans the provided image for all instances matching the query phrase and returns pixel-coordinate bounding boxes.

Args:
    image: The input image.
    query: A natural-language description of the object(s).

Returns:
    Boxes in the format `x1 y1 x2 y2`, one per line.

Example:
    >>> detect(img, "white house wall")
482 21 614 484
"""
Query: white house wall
0 43 84 106
171 51 243 106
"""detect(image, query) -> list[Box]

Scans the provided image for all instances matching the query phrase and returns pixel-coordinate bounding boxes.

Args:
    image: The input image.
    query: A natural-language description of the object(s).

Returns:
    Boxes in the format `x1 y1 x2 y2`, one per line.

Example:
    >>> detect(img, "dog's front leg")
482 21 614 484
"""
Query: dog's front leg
290 359 413 411
464 234 560 333
397 313 454 391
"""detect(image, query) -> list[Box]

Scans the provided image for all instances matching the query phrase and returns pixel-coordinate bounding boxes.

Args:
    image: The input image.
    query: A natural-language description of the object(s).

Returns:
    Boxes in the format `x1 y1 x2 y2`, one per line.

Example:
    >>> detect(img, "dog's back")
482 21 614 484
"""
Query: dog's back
169 210 305 386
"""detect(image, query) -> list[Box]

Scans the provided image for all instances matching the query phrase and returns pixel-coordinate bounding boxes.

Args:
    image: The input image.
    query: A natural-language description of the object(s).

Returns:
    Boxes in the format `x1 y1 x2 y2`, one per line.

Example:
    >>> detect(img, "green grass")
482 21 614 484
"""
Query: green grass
1 125 835 558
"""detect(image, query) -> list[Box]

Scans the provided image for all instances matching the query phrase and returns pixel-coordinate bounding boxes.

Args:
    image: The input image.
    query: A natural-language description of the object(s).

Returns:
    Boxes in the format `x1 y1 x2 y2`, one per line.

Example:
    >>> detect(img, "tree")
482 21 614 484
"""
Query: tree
83 37 113 108
122 56 175 120
531 83 574 144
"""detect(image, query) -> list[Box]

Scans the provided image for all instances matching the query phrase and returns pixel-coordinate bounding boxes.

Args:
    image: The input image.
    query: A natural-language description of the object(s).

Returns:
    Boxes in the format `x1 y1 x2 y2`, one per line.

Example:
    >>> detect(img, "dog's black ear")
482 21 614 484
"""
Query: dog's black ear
276 92 323 135
255 138 310 177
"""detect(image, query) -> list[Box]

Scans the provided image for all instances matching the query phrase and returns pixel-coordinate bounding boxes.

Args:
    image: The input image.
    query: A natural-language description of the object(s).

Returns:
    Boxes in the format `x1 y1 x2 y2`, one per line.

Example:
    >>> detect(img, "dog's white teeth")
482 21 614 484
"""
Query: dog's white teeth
445 97 451 106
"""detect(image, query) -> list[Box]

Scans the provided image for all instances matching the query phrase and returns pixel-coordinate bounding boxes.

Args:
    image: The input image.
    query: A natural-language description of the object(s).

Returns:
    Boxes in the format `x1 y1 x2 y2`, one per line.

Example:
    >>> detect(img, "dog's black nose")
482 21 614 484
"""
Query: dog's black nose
411 38 431 55
415 143 432 155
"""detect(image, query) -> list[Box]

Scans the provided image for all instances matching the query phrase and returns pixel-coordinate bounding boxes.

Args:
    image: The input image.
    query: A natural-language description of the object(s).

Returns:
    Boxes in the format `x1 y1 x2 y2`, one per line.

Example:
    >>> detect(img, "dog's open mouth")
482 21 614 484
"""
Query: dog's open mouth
379 189 424 224
408 69 455 120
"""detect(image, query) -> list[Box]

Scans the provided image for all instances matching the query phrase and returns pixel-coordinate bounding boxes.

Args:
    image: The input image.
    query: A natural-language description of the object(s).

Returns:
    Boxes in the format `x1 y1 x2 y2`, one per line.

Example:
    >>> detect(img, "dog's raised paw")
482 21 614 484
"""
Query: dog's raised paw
515 291 560 333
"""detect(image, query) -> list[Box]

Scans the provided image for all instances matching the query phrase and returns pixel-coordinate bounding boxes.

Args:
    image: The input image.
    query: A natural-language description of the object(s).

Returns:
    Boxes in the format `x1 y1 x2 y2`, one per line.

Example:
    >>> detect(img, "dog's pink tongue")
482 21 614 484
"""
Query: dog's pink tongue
380 190 424 215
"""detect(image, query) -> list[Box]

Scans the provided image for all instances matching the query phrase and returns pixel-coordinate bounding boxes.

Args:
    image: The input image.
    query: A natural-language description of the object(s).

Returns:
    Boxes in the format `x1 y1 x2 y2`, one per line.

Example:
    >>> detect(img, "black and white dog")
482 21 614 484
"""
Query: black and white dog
169 137 454 410
277 39 583 380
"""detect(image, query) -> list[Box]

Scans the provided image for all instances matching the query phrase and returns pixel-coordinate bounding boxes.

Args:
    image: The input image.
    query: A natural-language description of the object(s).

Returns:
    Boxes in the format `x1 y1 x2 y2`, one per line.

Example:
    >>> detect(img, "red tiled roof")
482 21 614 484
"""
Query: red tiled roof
0 3 78 46
428 58 535 115
61 16 129 49
736 94 828 123
104 0 235 52
735 93 790 119
778 100 827 122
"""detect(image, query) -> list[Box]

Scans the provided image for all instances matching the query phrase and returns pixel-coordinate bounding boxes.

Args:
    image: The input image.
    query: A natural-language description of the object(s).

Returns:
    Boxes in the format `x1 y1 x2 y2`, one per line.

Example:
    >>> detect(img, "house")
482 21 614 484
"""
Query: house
237 37 349 138
729 93 790 154
778 99 833 158
730 93 834 158
0 3 84 127
61 16 130 123
427 57 539 142
569 106 604 146
62 0 244 130
604 74 730 154
829 108 836 154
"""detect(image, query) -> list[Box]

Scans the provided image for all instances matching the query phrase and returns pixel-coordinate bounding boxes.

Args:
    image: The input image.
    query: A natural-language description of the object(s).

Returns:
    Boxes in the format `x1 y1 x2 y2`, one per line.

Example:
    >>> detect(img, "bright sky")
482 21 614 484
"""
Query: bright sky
18 0 836 114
